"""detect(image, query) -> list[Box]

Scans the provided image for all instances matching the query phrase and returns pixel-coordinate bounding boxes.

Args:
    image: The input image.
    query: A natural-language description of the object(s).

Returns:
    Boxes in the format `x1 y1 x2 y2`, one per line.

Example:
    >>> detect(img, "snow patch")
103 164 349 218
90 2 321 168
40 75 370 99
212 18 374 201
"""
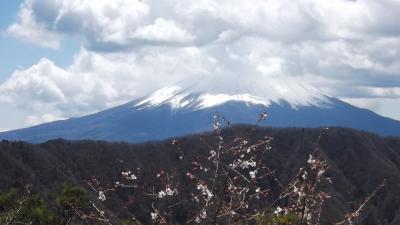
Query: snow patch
136 86 182 107
197 94 269 109
134 76 332 110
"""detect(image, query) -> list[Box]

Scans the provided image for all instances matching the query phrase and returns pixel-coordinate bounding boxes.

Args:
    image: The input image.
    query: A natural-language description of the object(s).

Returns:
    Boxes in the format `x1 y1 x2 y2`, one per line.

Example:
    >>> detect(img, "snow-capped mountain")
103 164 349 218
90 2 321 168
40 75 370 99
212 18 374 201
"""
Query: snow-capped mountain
1 76 400 143
135 75 331 110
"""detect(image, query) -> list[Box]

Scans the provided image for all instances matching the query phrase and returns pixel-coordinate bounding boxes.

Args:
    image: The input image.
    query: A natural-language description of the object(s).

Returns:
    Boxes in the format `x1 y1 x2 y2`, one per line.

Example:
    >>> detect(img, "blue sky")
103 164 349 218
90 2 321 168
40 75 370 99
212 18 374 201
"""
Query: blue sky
0 0 399 131
0 0 78 82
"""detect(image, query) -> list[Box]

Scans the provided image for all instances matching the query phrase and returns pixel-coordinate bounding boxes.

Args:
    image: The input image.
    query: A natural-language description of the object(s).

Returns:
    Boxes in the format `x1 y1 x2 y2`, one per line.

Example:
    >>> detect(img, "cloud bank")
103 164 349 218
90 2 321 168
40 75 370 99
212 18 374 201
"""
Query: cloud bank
1 0 400 126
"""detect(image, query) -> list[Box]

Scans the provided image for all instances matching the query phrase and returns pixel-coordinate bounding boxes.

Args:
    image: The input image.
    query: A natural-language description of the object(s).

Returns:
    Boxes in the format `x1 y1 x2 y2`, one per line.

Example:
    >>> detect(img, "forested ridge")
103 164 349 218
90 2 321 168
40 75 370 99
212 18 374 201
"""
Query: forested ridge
1 126 400 224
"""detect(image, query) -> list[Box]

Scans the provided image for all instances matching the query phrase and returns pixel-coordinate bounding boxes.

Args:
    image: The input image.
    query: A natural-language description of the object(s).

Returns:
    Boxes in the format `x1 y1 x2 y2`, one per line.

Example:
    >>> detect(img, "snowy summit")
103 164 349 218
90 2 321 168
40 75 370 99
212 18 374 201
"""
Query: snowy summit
136 75 332 110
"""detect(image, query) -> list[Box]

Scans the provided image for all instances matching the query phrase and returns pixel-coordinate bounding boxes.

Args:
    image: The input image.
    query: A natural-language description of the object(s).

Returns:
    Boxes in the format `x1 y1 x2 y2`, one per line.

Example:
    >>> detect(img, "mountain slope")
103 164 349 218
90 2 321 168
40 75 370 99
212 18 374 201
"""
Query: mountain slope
1 127 400 224
1 76 400 142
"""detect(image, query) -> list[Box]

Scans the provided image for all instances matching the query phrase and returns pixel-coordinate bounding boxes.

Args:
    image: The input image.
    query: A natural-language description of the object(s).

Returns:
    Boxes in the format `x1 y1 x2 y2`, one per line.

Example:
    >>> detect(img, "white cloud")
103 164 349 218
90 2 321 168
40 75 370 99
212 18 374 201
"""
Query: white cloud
2 0 400 127
1 58 68 104
341 97 400 121
0 47 218 118
132 18 195 44
7 0 400 48
0 127 10 132
6 0 61 48
25 113 65 126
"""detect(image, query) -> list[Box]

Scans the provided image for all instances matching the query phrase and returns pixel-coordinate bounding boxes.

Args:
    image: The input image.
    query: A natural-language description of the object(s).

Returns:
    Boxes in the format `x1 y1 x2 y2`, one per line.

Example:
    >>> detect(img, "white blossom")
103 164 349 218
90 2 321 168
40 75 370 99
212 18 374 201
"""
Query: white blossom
228 184 237 191
165 187 177 196
240 160 256 169
121 171 131 177
213 122 220 130
158 190 166 198
209 150 217 159
195 210 207 223
186 172 195 179
249 170 257 179
260 112 268 120
98 191 106 201
307 154 316 164
197 184 213 200
151 212 158 221
274 206 283 215
200 210 207 219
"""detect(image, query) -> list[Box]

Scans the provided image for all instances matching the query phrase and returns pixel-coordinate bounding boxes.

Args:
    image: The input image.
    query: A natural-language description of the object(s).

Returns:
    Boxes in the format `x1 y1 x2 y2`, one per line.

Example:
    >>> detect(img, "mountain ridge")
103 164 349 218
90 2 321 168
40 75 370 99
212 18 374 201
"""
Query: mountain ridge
1 127 400 224
1 78 400 142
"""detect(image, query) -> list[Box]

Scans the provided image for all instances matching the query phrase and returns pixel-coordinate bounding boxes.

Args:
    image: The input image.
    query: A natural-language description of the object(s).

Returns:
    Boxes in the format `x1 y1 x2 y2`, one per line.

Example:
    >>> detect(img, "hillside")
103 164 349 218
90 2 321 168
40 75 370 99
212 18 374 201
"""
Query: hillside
1 127 400 224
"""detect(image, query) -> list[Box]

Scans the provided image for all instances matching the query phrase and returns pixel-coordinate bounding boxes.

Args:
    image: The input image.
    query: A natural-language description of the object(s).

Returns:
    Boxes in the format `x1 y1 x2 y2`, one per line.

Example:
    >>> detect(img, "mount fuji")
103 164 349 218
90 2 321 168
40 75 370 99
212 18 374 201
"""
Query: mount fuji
1 75 400 142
